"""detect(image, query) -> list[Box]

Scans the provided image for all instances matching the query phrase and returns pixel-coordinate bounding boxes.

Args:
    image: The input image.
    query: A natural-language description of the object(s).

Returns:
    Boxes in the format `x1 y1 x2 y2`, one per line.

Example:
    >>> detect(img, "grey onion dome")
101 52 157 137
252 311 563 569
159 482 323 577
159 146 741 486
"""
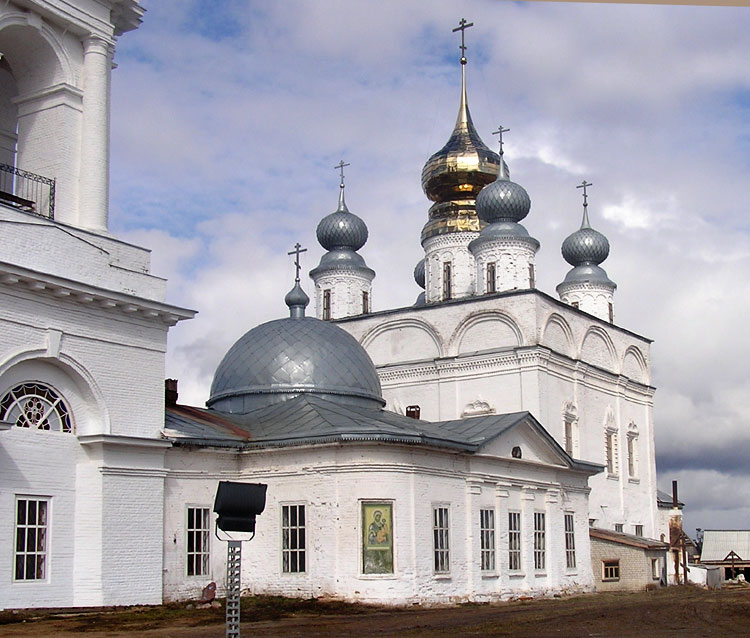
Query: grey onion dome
284 281 309 319
316 184 368 251
561 208 610 267
208 313 385 415
414 258 425 289
476 168 531 225
310 179 375 280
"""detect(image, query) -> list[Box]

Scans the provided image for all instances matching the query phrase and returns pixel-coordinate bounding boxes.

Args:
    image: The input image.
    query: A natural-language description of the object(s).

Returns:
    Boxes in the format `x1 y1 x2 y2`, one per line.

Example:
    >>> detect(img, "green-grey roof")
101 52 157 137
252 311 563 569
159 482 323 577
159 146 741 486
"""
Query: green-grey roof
164 395 601 474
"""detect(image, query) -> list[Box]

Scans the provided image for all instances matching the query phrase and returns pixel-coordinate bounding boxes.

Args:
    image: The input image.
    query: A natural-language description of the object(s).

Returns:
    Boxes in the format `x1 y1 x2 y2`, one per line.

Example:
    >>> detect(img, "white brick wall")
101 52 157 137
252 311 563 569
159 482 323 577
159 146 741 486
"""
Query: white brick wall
163 440 596 605
338 290 658 539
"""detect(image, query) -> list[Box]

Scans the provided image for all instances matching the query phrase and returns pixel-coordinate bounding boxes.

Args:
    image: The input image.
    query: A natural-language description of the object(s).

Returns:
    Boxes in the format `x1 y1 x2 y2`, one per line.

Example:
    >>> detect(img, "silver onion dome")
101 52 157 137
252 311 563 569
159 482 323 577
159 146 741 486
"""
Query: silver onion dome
475 172 531 225
316 188 369 251
208 282 384 414
469 133 539 253
310 167 374 280
414 258 425 289
561 207 610 267
558 186 616 290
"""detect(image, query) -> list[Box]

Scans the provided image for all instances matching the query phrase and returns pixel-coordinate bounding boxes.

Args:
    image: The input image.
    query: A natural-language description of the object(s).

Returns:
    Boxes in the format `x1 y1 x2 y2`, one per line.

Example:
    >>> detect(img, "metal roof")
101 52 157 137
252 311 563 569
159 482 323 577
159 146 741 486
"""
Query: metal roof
164 395 601 474
700 530 750 562
656 489 684 508
590 527 668 551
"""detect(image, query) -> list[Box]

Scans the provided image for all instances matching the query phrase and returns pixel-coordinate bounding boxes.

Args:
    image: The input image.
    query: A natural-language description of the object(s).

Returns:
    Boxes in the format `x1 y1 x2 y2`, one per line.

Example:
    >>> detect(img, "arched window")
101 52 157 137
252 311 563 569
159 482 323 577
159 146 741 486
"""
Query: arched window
0 382 72 432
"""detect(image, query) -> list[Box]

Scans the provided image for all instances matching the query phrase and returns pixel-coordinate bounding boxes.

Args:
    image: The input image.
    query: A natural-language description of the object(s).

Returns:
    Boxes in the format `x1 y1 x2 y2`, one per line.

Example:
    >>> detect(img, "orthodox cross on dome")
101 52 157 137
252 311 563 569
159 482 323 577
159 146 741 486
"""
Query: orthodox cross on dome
452 18 474 65
334 159 350 188
492 125 510 178
577 180 593 209
492 125 510 155
287 242 307 283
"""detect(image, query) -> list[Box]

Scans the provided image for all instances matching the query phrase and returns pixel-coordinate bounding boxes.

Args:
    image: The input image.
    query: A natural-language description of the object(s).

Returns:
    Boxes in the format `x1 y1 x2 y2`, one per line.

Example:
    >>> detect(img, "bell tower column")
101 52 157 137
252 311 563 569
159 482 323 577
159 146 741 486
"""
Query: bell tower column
79 35 112 231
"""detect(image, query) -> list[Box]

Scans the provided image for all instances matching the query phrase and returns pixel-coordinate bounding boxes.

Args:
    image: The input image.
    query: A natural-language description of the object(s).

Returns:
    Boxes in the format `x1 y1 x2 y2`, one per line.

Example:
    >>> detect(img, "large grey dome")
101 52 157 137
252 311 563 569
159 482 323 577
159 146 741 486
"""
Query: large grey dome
208 315 385 414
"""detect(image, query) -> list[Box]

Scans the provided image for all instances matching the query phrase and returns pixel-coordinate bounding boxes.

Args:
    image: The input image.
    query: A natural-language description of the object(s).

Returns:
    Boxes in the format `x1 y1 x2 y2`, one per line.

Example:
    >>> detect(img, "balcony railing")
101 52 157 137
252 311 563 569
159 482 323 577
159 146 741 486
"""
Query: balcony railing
0 163 55 219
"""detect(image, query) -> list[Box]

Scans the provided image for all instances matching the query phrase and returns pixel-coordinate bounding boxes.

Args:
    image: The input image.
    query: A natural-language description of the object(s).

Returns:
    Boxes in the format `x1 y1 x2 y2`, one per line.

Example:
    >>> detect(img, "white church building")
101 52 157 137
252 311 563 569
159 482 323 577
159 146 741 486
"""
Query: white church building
0 1 666 609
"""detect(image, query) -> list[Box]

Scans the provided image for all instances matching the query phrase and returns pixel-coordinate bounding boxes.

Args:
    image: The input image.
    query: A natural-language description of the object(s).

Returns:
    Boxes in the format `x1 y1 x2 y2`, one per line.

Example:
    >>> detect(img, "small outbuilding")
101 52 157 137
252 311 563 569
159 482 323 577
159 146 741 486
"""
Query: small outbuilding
589 527 668 591
699 530 750 580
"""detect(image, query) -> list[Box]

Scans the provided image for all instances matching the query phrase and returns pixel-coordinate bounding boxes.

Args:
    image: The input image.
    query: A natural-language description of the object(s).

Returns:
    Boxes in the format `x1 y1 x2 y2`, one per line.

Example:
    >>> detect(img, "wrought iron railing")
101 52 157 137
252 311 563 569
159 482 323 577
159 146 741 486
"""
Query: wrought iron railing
0 163 55 219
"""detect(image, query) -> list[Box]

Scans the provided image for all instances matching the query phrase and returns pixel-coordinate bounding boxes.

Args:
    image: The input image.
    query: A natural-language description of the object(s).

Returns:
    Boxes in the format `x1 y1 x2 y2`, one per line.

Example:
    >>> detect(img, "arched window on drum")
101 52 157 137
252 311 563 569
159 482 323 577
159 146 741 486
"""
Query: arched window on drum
0 382 72 433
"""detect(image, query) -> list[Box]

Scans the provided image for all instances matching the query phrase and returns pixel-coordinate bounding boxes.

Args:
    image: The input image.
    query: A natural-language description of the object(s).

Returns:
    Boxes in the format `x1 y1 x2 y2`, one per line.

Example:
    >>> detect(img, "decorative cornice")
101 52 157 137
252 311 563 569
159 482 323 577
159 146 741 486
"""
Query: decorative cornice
0 261 195 326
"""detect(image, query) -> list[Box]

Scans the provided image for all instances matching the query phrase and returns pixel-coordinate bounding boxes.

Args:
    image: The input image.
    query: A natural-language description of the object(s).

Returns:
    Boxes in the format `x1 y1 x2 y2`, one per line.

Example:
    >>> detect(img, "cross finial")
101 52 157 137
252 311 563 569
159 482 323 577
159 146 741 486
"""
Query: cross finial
287 242 307 283
452 18 474 65
335 160 350 188
492 125 510 155
577 180 593 208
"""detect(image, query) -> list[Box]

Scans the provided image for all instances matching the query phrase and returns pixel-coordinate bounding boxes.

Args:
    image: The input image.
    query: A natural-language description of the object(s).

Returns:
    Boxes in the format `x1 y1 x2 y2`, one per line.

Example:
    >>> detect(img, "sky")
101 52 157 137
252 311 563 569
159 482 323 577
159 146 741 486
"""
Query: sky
108 0 750 537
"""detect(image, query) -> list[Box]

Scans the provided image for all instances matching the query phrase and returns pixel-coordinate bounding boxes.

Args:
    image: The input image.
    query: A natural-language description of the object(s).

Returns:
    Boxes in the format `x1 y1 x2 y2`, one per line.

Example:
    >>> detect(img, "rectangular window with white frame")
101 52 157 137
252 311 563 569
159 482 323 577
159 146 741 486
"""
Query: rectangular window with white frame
533 512 546 571
564 512 576 569
508 511 521 571
634 524 643 537
186 506 210 577
14 497 49 581
433 506 450 573
479 508 495 572
282 504 306 573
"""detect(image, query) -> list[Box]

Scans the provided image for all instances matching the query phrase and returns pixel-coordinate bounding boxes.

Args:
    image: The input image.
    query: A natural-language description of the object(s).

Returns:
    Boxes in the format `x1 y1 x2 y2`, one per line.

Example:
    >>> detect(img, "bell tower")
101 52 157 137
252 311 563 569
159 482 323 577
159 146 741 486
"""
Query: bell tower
0 0 142 230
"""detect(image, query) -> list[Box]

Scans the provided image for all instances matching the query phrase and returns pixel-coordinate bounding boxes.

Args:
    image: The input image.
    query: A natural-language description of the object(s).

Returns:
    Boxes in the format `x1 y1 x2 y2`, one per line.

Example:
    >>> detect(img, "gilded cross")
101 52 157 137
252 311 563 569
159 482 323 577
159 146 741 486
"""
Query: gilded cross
452 18 474 64
492 125 510 155
577 180 593 208
287 242 307 282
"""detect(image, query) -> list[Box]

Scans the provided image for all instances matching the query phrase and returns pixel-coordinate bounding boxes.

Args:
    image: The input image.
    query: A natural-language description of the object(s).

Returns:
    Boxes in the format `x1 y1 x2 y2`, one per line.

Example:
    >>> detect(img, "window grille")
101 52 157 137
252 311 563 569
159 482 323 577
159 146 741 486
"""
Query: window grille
533 512 546 571
614 523 624 533
322 290 331 320
433 506 450 573
486 262 496 294
15 498 48 580
442 262 452 301
479 509 495 571
186 507 210 576
605 429 618 475
282 504 306 573
1 383 72 432
564 513 576 569
635 524 644 537
508 511 521 571
603 560 620 581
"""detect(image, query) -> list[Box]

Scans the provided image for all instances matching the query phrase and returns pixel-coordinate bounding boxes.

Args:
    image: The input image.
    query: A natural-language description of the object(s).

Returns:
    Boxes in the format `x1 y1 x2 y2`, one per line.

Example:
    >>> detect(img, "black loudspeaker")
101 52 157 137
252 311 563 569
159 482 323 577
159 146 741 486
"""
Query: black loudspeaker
213 481 267 533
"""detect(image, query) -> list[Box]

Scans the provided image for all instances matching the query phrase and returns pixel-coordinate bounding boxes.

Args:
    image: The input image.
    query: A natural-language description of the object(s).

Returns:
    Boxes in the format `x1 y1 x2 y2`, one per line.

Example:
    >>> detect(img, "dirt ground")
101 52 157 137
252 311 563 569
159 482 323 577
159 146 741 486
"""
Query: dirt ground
1 585 749 638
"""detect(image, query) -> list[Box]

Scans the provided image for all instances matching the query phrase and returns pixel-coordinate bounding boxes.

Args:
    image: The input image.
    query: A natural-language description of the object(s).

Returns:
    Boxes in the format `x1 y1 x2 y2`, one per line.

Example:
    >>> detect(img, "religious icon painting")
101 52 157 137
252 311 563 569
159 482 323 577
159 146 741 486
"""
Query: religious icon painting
362 502 393 574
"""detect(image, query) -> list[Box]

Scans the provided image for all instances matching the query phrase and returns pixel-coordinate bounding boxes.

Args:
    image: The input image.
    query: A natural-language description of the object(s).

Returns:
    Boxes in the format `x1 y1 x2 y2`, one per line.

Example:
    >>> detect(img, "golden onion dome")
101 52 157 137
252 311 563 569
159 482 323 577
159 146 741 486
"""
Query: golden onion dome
420 62 504 242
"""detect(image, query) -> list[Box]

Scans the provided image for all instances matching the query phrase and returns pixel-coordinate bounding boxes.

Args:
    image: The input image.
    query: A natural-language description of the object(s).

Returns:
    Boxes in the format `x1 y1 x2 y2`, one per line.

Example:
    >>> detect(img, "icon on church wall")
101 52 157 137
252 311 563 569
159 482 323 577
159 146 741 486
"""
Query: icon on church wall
362 502 393 574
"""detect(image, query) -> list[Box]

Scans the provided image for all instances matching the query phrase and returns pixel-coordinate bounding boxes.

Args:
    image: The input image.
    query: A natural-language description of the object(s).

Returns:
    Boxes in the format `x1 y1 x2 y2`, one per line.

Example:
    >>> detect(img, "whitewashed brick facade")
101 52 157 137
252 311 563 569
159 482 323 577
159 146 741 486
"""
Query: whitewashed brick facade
162 435 596 604
338 290 658 541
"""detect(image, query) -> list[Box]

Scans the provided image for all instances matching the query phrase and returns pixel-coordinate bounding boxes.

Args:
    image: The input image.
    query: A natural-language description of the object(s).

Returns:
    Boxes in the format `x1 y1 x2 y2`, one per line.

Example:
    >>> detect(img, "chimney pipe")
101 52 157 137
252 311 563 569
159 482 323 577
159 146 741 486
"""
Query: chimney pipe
165 378 178 406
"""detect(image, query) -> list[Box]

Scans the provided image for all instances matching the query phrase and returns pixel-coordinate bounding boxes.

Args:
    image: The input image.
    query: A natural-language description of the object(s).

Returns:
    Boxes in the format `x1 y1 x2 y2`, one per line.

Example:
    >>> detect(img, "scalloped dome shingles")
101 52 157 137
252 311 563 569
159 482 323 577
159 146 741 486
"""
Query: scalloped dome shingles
208 317 384 413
